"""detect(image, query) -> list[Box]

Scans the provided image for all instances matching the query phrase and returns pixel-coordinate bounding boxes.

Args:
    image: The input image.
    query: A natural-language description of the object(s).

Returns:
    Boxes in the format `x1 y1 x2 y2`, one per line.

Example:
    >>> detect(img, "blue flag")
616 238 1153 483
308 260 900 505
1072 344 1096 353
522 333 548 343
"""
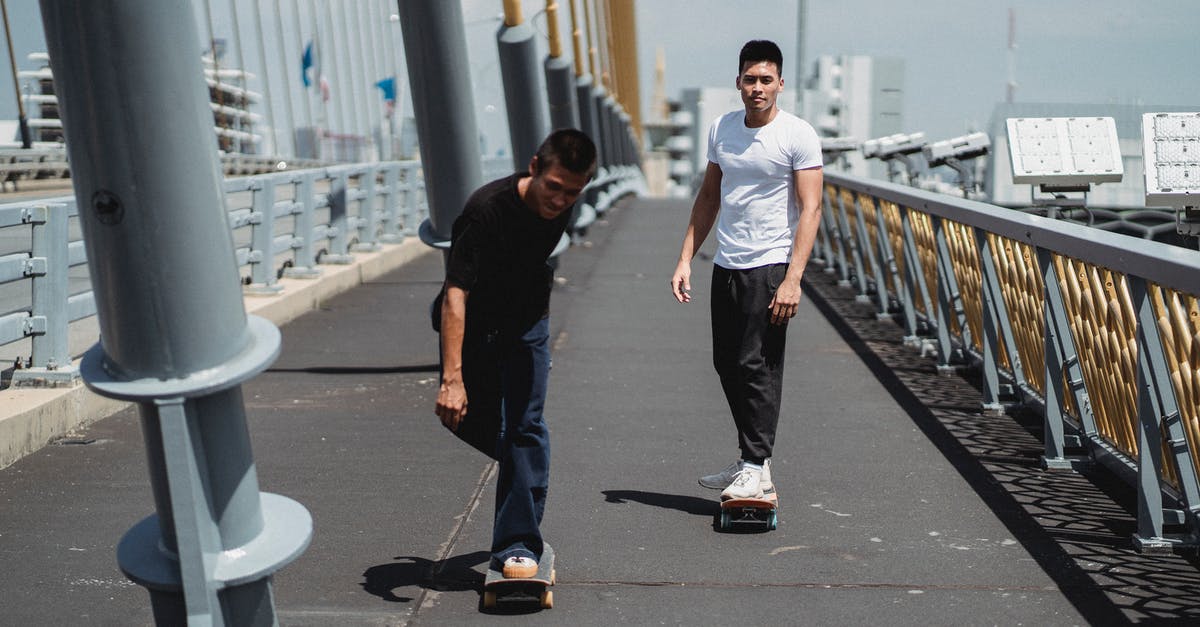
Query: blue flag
302 42 314 87
375 77 396 102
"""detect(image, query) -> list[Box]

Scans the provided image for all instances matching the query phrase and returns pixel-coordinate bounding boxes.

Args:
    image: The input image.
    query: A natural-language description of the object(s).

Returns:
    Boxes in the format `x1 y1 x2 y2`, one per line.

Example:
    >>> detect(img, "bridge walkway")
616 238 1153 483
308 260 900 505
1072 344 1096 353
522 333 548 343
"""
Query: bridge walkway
2 195 1199 624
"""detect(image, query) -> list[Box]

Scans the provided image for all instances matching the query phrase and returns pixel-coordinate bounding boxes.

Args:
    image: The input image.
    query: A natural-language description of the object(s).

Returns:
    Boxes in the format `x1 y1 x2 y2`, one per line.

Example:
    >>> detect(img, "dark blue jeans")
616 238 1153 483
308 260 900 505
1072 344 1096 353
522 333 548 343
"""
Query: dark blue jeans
446 317 551 565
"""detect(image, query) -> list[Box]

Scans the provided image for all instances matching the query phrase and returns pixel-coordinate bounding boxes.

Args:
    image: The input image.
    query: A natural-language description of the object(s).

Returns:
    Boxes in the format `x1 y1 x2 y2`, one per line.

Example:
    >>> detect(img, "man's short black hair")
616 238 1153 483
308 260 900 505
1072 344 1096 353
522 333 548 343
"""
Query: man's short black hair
738 40 783 76
533 128 597 178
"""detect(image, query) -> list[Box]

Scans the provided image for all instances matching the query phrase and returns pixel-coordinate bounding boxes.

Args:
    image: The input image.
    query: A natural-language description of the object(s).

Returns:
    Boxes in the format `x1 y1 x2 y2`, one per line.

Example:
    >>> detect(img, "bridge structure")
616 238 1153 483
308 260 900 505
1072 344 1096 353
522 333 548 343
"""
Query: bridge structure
2 1 1200 625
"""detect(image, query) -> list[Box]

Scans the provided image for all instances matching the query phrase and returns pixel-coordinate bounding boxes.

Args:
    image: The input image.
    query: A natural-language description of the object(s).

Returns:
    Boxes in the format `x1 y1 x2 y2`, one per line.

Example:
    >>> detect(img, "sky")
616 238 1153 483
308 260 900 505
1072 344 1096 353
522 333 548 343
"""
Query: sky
1 1 1197 154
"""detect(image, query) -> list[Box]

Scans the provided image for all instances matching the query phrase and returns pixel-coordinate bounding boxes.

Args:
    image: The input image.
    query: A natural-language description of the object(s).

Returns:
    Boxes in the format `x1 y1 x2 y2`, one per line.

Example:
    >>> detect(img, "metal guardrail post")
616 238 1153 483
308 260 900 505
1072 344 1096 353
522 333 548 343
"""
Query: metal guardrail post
932 218 968 374
39 1 310 624
870 197 901 322
12 202 77 386
378 164 403 244
284 172 321 278
323 170 354 264
246 179 283 294
974 228 1007 415
1037 247 1094 470
898 206 930 347
1130 276 1200 553
352 168 382 252
976 229 1027 413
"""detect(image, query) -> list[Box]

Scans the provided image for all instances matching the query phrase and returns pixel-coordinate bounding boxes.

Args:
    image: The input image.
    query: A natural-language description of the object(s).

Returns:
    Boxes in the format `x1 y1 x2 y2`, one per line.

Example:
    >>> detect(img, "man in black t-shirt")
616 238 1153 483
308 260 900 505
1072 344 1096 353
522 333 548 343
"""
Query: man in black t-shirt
435 129 596 579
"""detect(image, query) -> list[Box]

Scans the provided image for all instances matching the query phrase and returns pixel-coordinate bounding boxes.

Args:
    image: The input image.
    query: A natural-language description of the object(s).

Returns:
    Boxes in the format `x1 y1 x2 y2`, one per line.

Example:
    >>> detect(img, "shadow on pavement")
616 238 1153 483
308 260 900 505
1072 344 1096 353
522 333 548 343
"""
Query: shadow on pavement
602 489 719 517
361 550 489 602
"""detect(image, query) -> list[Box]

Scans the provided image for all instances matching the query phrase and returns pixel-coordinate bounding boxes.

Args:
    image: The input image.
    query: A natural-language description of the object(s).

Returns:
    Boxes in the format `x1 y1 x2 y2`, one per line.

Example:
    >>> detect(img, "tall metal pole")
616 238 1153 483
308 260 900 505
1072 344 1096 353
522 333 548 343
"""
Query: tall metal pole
543 0 579 131
251 0 279 155
1 0 31 148
498 0 549 171
38 1 311 624
397 0 483 247
272 0 299 158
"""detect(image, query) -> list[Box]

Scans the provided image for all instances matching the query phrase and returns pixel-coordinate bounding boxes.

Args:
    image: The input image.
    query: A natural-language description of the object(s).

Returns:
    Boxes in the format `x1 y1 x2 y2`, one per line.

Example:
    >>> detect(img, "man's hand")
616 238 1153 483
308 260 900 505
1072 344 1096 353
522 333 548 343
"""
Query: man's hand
768 279 802 325
435 378 468 431
671 259 692 303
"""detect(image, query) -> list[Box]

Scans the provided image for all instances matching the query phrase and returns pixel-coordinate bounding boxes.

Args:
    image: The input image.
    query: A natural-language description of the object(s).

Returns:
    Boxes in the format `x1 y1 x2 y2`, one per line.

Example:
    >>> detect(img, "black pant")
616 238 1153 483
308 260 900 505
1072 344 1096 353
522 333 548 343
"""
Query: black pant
710 263 789 463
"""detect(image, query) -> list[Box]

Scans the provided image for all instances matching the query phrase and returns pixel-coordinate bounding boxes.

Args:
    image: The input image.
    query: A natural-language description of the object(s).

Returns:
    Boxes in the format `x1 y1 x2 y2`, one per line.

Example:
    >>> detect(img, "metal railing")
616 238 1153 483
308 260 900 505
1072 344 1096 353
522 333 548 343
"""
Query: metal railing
818 170 1200 553
0 160 427 386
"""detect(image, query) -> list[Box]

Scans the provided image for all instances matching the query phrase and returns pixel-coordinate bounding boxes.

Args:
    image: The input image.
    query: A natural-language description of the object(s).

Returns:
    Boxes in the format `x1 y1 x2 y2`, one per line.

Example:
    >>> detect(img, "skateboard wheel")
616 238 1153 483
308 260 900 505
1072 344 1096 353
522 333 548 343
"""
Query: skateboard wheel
541 589 554 609
767 511 778 530
483 590 497 609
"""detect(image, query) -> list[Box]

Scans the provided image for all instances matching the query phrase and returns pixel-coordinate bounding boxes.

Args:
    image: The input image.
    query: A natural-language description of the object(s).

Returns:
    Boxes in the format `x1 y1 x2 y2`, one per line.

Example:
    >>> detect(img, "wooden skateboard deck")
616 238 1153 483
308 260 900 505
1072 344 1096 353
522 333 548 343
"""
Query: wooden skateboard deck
718 492 778 530
482 543 556 609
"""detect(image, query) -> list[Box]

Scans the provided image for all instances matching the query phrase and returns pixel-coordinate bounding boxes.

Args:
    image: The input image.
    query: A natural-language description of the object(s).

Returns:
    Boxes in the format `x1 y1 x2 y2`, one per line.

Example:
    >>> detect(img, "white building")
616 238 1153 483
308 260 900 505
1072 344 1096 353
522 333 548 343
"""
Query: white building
801 54 905 178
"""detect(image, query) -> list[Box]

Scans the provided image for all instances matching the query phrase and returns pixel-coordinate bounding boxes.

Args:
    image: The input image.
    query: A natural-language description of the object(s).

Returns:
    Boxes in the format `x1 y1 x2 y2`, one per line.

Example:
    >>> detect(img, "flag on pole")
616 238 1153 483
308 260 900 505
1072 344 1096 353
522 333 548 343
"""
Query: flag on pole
376 77 397 115
302 41 314 87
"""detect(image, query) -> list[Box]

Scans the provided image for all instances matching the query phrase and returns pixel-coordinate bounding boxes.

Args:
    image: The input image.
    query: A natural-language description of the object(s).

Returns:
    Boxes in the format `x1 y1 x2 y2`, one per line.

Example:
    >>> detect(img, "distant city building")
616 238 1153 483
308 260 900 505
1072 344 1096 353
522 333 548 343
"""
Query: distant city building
642 99 693 197
984 102 1198 209
801 54 905 179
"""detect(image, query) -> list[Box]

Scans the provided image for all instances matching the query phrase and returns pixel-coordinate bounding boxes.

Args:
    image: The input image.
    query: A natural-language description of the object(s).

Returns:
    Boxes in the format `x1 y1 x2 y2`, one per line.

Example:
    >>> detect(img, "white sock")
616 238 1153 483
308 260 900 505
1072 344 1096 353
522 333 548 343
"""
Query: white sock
741 461 763 472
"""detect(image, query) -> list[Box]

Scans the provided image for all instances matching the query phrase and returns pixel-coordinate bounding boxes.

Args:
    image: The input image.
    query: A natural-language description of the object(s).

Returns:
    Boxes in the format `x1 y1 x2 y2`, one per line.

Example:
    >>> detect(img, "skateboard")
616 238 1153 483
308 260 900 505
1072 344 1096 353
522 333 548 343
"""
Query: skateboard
718 492 778 531
482 543 556 609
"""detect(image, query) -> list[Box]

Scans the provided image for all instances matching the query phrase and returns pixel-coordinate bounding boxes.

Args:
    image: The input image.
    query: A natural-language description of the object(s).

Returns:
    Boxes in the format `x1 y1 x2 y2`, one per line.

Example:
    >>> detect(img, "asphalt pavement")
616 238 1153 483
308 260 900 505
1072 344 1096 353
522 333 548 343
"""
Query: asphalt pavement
2 195 1199 625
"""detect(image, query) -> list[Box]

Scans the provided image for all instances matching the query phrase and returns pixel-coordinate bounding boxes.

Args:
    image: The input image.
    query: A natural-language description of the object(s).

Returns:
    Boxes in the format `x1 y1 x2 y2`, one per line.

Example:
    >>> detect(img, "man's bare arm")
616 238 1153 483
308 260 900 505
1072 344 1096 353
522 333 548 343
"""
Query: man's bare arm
768 166 824 325
672 161 724 303
435 284 469 429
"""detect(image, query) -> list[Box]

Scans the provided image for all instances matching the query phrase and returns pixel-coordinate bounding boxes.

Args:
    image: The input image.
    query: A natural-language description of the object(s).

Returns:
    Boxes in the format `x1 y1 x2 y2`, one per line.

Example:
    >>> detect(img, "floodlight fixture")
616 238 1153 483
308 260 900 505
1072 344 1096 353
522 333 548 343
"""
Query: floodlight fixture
821 136 858 154
924 131 990 198
1005 116 1122 188
875 132 927 159
1005 116 1123 211
820 136 857 170
863 132 926 185
1142 111 1200 238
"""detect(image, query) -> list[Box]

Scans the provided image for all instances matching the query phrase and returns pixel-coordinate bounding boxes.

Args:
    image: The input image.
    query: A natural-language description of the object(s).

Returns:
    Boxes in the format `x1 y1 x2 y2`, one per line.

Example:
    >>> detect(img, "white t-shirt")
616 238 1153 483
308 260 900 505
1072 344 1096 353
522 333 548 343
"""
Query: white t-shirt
706 109 823 269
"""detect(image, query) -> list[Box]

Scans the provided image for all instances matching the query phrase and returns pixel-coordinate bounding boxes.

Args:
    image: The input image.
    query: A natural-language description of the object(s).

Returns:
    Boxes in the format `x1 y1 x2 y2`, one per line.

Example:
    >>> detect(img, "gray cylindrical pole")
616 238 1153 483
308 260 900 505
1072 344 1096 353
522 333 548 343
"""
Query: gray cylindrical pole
545 56 579 131
39 1 310 624
576 73 602 158
591 85 609 167
397 1 482 246
497 20 548 171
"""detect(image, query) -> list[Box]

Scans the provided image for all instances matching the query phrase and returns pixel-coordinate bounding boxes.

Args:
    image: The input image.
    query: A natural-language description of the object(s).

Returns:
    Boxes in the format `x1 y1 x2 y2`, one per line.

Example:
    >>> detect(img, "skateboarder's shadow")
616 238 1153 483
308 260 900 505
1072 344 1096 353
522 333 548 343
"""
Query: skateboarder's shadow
602 490 718 517
362 551 490 602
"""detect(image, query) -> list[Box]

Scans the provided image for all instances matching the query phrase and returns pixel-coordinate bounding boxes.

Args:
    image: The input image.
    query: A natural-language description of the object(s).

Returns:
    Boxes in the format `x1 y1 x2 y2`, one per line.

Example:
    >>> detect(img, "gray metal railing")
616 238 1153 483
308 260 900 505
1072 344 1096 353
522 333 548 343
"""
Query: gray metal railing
0 160 427 386
818 169 1200 554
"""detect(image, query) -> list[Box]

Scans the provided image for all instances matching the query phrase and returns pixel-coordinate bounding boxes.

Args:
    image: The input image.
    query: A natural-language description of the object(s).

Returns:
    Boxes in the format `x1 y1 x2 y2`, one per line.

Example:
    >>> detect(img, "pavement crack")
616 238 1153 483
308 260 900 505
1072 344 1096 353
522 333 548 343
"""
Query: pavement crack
408 461 496 625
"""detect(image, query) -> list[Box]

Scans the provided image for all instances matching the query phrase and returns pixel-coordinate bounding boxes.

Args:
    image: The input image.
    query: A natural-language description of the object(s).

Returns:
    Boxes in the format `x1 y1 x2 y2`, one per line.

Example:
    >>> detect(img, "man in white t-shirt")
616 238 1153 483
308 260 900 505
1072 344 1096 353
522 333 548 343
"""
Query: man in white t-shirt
670 39 824 501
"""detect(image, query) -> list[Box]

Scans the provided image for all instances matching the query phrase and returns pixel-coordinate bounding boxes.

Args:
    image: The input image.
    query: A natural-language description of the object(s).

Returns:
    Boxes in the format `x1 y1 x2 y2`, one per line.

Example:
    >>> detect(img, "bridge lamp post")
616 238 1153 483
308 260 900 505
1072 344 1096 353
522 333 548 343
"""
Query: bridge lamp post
923 131 991 199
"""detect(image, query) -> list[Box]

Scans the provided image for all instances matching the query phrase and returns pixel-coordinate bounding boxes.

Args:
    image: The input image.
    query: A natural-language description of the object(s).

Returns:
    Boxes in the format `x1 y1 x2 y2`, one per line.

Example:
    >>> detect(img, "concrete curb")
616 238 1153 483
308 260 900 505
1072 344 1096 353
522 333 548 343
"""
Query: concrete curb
0 237 433 469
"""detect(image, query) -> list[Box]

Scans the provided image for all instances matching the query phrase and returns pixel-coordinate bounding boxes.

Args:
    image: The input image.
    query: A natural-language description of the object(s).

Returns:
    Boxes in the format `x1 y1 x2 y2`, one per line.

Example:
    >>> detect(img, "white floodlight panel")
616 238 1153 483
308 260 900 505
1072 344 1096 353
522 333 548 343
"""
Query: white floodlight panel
1005 117 1123 186
1143 112 1200 208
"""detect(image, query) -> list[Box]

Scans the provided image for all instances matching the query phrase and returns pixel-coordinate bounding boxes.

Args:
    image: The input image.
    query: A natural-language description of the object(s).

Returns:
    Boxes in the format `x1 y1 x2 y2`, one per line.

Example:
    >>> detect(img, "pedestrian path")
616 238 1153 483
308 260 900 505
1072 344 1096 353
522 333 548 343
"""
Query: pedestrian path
1 196 1199 625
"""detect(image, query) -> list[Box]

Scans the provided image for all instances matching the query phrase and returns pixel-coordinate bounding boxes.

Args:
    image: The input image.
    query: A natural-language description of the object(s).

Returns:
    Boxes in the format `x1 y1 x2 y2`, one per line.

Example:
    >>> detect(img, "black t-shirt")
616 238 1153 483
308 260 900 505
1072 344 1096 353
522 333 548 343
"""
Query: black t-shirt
444 173 569 337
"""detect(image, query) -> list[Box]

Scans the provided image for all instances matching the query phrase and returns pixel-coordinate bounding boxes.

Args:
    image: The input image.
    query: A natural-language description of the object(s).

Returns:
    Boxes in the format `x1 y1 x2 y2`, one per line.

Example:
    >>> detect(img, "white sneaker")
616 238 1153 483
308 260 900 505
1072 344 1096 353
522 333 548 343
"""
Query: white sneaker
699 461 741 490
720 466 764 501
701 459 774 492
761 459 775 494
